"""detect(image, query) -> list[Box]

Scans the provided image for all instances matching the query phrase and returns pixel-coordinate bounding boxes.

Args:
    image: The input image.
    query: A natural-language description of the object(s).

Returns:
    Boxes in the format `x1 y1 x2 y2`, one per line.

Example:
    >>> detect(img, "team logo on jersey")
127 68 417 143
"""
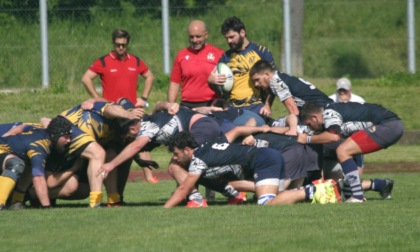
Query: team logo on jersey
207 53 215 61
185 55 190 60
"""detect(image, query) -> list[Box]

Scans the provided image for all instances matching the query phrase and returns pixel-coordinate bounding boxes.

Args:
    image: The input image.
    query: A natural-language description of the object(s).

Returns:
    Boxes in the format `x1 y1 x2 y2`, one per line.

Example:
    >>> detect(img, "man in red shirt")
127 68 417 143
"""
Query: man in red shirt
168 20 224 108
82 29 153 107
81 29 157 203
167 20 225 204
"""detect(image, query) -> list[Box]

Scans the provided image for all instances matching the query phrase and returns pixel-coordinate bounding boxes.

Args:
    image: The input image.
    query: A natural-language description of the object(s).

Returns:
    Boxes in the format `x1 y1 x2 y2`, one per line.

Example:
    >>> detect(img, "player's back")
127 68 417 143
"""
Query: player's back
277 71 333 108
327 102 400 124
0 129 50 160
60 102 116 143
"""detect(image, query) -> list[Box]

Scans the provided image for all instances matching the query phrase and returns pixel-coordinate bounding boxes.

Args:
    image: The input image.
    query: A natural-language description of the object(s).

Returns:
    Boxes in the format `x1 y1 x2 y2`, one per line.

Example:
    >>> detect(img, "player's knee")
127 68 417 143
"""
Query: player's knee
336 144 354 160
2 157 25 181
167 162 179 175
168 160 187 175
88 143 106 161
61 176 80 196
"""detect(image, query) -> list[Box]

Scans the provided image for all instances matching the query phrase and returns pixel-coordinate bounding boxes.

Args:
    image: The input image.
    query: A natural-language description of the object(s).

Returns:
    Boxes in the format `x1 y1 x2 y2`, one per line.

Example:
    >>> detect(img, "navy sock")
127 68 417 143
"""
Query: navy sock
341 158 364 200
371 179 386 192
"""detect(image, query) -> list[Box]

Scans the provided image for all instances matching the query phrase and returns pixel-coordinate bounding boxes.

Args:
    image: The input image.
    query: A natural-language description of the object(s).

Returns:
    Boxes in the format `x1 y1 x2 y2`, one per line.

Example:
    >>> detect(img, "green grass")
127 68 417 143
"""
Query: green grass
364 144 420 164
1 174 420 251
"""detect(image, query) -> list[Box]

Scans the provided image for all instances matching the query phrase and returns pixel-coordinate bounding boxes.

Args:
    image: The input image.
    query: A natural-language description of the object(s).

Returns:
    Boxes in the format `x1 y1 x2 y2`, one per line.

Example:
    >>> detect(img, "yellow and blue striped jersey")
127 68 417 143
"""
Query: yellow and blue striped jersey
0 129 51 177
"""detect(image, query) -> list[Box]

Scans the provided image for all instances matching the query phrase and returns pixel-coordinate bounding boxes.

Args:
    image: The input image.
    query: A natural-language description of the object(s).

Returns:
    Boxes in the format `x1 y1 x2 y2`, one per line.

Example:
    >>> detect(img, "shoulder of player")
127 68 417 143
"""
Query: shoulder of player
247 42 271 52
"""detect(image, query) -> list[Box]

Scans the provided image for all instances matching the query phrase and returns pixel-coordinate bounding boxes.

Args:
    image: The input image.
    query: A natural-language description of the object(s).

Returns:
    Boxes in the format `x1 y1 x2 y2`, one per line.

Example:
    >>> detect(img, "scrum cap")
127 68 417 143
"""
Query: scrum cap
46 116 72 143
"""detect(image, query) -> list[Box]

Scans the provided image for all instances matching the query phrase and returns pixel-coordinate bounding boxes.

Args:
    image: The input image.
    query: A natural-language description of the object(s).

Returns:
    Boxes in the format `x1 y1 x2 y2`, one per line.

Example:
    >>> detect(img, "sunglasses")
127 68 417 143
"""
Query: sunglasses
114 43 127 48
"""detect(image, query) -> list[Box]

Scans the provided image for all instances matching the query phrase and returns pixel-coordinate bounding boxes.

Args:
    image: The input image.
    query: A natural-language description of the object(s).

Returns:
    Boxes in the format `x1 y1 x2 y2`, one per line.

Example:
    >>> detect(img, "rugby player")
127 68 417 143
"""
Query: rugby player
163 128 339 208
0 116 72 209
45 101 143 208
298 102 403 202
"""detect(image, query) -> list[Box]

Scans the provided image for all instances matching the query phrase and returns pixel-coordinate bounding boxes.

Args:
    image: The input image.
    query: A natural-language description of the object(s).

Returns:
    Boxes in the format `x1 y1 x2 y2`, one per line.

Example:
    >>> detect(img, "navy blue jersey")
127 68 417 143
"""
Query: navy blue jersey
0 122 43 136
0 129 51 177
252 132 298 151
140 107 197 146
271 71 333 108
0 123 23 136
323 102 400 135
189 135 261 179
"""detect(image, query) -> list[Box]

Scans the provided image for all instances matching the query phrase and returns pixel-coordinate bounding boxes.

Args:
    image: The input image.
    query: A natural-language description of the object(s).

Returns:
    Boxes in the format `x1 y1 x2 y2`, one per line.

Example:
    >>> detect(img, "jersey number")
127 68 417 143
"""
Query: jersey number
211 143 230 150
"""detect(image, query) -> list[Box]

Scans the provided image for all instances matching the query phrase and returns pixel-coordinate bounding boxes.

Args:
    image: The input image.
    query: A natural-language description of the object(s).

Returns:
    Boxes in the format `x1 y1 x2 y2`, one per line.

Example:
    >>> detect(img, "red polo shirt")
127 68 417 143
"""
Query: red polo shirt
89 51 149 104
170 44 224 102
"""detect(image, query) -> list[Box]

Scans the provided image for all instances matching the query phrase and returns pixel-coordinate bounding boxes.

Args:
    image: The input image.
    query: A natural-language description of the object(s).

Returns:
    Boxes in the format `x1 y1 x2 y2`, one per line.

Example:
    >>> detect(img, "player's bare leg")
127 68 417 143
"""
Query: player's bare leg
81 142 106 207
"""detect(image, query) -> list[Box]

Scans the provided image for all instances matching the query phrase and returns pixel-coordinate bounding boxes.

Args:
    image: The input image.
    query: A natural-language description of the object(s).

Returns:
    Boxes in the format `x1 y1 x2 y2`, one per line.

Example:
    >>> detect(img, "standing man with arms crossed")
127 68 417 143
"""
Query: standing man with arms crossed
168 20 224 109
81 29 158 193
208 16 275 116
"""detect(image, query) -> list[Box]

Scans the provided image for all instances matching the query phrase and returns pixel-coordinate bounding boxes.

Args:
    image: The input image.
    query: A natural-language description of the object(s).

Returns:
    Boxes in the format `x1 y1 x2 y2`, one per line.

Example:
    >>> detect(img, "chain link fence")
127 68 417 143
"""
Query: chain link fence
0 0 418 90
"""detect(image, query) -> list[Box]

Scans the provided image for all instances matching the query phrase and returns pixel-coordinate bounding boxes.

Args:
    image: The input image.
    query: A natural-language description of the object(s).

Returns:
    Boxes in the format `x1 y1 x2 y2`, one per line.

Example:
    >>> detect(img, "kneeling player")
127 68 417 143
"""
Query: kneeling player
163 127 339 208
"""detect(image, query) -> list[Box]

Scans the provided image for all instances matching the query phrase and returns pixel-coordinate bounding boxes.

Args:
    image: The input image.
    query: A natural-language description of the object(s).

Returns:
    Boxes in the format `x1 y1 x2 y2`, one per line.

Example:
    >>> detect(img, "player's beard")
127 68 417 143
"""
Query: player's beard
173 154 191 168
229 36 244 50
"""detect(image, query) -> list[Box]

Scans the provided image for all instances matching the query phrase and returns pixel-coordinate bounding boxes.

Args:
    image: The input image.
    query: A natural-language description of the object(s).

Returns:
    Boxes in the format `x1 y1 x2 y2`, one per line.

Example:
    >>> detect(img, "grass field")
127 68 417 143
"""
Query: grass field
1 173 419 251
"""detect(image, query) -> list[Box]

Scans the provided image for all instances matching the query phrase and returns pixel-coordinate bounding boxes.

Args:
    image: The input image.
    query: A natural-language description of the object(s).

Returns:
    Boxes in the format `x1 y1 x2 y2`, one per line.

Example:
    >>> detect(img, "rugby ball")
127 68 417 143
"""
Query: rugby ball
216 63 234 92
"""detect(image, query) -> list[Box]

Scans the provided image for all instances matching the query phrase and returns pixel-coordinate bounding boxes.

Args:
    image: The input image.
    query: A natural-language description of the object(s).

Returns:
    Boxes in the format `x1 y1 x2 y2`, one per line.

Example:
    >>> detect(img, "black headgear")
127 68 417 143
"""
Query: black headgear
46 116 72 144
116 97 139 133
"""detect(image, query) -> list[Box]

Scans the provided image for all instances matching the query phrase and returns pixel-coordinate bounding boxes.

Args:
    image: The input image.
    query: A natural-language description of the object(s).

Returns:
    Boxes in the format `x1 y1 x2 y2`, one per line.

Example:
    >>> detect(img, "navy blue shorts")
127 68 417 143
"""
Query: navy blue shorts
252 148 285 184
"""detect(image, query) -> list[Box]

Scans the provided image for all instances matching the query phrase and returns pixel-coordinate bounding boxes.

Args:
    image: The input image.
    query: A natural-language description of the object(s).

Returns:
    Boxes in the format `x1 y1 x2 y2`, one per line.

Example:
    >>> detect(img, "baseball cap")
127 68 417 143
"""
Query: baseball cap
336 77 351 91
